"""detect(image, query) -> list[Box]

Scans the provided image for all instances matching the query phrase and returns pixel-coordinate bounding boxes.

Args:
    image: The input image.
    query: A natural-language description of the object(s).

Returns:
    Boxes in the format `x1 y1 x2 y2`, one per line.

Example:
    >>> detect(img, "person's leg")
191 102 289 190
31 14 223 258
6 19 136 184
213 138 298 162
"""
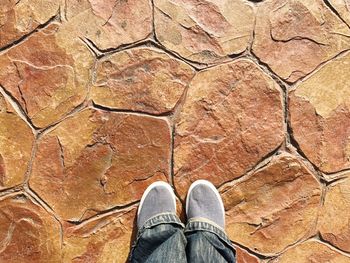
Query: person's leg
130 181 187 263
185 180 236 263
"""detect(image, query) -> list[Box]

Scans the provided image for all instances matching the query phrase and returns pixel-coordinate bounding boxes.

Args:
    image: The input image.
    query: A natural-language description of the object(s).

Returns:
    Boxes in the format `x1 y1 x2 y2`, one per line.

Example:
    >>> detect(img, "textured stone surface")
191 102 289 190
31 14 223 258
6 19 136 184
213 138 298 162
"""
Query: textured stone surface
329 0 350 26
253 0 350 82
0 0 59 49
272 240 350 263
30 108 171 221
289 52 350 173
91 47 195 114
236 247 260 263
1 0 350 261
0 23 94 128
0 93 33 189
174 59 284 198
222 154 321 255
64 0 152 50
0 194 61 262
154 0 255 64
63 207 136 263
318 174 350 253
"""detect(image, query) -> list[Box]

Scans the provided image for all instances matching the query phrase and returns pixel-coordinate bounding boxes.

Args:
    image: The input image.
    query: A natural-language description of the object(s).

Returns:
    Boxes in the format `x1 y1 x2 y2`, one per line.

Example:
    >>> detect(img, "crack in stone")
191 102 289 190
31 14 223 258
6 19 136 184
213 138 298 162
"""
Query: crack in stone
0 222 15 254
150 0 157 41
79 37 101 58
247 51 287 85
236 189 321 240
23 138 38 186
83 35 151 55
154 5 172 20
4 58 81 127
24 188 56 215
95 143 114 194
0 187 23 199
37 101 87 137
101 0 119 27
290 48 350 86
218 147 283 190
0 84 36 131
27 91 79 126
230 239 273 260
250 217 282 236
330 31 350 38
323 0 350 29
287 106 331 180
126 170 166 187
0 13 59 54
91 37 200 72
22 191 64 251
92 101 173 117
269 26 328 46
312 234 350 258
56 136 66 168
313 183 327 237
12 61 28 114
0 154 6 187
169 123 176 188
325 174 350 185
215 147 284 194
68 201 139 225
177 23 224 54
9 58 75 72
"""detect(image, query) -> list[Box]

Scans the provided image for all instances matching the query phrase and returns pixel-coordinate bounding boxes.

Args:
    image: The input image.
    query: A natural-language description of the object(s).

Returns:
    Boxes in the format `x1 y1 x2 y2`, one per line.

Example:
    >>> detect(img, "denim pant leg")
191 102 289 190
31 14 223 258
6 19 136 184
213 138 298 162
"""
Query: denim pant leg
130 213 187 263
185 219 236 263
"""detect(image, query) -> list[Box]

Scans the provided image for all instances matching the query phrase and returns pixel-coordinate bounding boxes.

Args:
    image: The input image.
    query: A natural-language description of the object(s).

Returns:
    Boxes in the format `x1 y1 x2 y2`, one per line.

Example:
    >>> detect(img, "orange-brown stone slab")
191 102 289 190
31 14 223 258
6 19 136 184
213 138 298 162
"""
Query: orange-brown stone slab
271 240 350 263
318 173 350 253
154 0 255 64
64 0 152 50
235 247 260 263
0 194 61 262
0 23 94 128
30 108 171 221
0 0 59 49
289 52 350 173
0 93 33 189
174 59 284 198
253 0 350 82
222 153 321 255
63 207 136 263
91 47 195 114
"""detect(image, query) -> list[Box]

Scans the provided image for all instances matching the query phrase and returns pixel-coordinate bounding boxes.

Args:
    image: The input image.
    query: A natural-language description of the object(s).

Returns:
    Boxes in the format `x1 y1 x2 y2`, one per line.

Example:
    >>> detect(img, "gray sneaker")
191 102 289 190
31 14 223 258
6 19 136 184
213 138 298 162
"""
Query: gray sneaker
186 180 225 229
137 181 176 229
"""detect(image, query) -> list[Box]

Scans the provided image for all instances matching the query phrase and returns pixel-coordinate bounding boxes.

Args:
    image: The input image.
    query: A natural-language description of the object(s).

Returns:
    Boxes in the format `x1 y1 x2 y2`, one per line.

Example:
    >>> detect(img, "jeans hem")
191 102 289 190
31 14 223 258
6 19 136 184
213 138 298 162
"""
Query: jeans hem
129 213 184 261
130 214 235 261
184 219 235 251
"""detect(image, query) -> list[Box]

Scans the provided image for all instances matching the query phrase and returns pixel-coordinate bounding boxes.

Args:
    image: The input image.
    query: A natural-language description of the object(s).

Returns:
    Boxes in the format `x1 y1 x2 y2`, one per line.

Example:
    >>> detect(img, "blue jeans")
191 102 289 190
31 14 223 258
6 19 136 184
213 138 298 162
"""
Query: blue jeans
130 213 236 263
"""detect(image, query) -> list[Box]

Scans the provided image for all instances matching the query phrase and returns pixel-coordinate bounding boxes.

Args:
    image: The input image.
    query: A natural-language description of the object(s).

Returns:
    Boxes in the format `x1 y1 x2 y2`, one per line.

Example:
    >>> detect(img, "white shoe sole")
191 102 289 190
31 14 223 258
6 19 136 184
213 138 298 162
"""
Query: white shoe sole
186 180 225 225
138 181 176 217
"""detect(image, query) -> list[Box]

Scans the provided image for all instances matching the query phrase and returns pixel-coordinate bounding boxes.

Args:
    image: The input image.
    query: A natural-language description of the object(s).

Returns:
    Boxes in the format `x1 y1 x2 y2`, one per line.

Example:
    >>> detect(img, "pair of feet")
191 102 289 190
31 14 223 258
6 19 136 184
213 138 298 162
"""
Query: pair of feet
137 180 225 229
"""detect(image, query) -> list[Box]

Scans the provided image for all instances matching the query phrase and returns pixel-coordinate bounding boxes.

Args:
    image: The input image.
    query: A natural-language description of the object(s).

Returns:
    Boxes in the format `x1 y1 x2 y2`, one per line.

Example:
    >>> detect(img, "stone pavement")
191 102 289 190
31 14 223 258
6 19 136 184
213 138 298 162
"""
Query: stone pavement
0 0 350 262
